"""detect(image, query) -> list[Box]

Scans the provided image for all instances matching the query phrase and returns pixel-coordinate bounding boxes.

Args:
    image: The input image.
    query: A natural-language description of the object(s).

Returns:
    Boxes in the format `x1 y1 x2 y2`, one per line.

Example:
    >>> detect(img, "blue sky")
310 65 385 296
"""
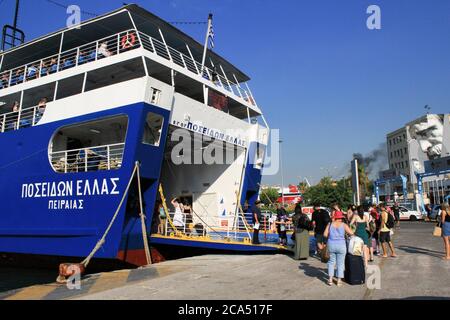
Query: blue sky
1 0 450 185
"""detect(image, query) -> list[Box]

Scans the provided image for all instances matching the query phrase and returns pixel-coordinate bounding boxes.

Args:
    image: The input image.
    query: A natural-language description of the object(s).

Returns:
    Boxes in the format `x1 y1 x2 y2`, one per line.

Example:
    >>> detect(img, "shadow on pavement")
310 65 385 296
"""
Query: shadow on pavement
386 296 450 300
397 246 444 258
298 262 329 284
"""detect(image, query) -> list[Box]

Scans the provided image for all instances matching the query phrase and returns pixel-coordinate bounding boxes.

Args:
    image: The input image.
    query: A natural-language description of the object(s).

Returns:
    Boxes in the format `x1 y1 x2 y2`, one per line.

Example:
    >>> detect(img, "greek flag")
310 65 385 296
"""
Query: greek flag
208 24 215 49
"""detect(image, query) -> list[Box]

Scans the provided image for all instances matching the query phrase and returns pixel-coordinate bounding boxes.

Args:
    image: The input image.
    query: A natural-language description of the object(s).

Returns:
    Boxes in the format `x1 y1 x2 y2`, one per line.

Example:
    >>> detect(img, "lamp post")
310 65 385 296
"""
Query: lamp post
279 139 285 206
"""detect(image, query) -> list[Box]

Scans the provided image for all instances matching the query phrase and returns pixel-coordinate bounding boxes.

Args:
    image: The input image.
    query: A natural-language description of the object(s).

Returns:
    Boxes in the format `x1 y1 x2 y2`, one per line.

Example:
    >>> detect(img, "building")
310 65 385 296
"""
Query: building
386 127 410 182
260 184 302 205
383 113 450 203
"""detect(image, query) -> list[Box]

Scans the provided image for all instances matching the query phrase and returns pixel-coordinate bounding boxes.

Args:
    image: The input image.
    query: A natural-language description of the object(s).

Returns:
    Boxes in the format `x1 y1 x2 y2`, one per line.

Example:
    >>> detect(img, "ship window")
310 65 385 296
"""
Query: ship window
142 112 163 147
85 58 145 92
56 74 84 100
150 88 161 104
49 115 128 173
0 92 21 114
22 83 55 109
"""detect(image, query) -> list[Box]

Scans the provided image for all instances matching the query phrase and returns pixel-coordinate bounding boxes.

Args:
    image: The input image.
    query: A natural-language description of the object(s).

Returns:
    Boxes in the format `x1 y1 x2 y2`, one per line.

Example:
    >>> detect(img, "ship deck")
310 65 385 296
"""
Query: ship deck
150 234 286 252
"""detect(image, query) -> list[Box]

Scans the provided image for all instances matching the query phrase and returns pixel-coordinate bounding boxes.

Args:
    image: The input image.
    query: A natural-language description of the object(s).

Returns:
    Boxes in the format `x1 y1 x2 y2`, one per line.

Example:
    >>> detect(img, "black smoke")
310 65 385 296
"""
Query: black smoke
353 143 388 179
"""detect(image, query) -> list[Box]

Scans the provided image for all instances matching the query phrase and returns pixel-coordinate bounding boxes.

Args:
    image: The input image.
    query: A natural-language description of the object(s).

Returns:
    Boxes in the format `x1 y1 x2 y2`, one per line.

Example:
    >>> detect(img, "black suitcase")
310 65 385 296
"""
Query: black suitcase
344 254 365 285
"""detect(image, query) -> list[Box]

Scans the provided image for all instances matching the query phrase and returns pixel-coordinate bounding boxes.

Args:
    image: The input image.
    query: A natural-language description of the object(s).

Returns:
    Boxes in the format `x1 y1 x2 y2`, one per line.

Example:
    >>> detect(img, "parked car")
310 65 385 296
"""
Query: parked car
398 206 423 221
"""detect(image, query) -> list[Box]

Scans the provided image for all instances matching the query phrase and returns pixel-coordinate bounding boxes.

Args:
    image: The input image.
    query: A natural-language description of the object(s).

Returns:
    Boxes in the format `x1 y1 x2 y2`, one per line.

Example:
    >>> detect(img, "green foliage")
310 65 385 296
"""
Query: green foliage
302 177 353 209
260 187 279 207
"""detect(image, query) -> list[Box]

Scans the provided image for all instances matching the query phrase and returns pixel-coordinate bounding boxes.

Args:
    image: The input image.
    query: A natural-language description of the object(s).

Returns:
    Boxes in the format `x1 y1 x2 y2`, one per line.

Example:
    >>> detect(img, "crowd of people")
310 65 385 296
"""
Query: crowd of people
248 199 450 285
249 201 405 286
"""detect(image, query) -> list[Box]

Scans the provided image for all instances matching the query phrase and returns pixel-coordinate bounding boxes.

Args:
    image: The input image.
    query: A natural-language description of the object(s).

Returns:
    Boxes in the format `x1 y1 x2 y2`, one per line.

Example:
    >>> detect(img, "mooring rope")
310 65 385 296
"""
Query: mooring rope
136 164 152 265
81 162 152 268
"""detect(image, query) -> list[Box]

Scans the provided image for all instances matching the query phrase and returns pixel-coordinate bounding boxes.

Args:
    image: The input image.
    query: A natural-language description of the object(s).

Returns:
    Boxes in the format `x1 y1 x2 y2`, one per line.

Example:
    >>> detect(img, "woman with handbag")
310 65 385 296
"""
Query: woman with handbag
441 203 450 260
324 211 354 286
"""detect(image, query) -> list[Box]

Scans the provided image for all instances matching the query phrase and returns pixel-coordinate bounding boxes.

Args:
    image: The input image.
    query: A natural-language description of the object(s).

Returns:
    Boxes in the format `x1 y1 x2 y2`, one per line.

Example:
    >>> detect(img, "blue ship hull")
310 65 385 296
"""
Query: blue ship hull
0 102 264 266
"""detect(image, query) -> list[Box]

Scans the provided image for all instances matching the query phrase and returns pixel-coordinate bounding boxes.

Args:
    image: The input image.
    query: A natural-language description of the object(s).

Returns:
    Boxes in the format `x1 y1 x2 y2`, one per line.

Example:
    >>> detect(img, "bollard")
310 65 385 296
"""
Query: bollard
56 263 85 284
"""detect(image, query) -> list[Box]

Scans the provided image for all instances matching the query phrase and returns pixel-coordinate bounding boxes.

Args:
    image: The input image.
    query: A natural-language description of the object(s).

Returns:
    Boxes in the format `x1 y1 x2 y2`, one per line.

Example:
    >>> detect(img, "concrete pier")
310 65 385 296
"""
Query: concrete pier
1 222 449 300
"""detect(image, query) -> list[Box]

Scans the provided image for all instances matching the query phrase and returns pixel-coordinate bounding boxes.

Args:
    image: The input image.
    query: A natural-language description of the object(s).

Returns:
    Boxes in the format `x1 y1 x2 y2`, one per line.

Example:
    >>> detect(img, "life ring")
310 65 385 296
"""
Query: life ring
121 33 136 49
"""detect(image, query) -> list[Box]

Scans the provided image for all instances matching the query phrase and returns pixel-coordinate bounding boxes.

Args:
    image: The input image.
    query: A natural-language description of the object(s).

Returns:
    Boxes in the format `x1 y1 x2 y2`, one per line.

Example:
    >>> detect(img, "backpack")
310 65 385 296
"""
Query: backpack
385 212 395 229
298 214 313 231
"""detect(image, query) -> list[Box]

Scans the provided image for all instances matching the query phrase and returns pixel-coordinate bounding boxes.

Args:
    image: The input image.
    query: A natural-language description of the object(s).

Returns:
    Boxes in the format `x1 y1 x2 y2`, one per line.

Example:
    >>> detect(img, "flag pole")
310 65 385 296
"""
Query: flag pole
201 13 213 76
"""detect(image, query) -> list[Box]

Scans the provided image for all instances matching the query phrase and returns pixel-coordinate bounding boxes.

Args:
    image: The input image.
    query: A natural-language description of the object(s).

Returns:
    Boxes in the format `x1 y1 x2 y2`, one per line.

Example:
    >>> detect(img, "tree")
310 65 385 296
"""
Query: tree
260 187 279 207
303 177 353 209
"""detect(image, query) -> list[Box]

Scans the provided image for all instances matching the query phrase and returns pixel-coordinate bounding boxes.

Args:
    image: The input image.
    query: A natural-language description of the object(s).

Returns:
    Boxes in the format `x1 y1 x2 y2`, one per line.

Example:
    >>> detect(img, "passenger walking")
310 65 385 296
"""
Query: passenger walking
379 204 397 258
312 203 330 256
324 211 354 286
276 203 287 243
441 203 450 260
370 205 381 255
293 205 311 260
276 208 289 246
350 206 370 267
392 202 401 229
251 200 262 245
425 203 432 221
171 198 185 229
157 202 166 235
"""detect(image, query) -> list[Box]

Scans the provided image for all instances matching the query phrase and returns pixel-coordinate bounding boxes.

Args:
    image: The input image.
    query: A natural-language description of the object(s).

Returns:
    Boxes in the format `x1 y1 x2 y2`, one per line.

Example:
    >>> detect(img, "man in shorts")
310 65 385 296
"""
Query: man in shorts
379 204 397 258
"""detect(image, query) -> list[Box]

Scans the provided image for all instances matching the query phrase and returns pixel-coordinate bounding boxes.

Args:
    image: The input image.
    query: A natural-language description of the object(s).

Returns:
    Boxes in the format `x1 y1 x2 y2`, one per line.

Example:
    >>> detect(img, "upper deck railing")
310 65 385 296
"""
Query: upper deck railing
0 30 140 90
0 29 257 107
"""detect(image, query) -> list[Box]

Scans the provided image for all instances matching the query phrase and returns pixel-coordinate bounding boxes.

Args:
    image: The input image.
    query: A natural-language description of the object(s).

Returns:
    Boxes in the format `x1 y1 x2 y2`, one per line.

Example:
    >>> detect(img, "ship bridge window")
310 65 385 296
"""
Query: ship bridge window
85 58 145 92
49 115 128 173
142 112 164 146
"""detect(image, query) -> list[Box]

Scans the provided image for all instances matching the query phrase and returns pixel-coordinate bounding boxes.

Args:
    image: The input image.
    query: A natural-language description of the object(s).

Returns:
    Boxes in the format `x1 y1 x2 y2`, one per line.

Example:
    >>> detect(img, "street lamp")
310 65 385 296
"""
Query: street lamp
279 139 285 206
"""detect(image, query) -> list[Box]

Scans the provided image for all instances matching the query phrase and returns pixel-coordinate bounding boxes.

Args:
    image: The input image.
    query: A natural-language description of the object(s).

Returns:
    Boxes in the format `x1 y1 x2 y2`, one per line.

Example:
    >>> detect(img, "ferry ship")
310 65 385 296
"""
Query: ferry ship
0 4 274 267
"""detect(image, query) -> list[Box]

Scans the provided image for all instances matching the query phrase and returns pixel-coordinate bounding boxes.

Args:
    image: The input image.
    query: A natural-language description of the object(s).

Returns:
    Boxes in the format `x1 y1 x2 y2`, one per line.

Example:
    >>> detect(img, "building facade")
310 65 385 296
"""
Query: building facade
384 113 450 202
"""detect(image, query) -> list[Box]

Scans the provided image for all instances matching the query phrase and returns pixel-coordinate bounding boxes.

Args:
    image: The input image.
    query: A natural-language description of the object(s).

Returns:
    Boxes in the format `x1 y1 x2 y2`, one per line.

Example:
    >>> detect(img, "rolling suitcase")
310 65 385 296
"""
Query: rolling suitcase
344 254 365 285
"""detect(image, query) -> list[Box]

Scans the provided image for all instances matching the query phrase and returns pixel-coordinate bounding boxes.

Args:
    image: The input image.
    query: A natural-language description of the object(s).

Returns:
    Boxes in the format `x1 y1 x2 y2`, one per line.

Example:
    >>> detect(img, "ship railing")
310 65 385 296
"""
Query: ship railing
138 31 257 107
0 105 42 133
159 212 271 243
0 28 258 108
50 143 125 173
0 29 140 90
